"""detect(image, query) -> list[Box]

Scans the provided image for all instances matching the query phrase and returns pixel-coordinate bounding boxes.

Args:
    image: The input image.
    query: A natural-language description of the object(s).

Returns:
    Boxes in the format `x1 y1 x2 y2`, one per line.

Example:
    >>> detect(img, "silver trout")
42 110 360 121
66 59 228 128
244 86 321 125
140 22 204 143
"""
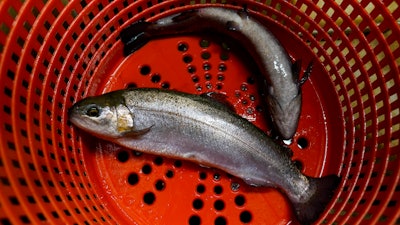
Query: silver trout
120 7 312 139
69 88 339 225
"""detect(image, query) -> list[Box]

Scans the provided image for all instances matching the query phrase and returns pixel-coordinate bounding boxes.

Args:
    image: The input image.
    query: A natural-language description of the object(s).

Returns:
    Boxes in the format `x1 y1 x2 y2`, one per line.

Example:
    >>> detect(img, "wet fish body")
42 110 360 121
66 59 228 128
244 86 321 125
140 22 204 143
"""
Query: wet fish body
69 88 339 225
121 7 306 139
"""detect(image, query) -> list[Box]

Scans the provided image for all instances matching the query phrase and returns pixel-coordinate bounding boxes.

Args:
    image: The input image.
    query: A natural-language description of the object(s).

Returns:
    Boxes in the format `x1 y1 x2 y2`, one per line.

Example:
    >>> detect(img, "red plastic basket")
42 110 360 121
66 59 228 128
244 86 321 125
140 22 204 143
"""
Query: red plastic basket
0 0 399 224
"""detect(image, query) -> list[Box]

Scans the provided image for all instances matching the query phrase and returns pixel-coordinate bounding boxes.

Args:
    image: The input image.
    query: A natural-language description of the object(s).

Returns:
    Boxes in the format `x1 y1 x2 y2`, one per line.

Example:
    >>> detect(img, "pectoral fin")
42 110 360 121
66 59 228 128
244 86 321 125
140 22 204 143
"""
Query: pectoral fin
121 125 153 137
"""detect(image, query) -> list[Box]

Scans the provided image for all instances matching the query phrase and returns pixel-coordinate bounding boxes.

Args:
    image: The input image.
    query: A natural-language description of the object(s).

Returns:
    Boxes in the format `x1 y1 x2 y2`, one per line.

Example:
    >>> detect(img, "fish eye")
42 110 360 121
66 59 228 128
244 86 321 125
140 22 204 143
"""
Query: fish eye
86 106 100 117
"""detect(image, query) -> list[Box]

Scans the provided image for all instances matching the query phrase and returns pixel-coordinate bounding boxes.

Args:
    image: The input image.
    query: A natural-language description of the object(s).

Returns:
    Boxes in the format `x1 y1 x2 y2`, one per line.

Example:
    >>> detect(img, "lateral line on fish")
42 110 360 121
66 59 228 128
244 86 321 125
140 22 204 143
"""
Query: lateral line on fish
133 106 269 158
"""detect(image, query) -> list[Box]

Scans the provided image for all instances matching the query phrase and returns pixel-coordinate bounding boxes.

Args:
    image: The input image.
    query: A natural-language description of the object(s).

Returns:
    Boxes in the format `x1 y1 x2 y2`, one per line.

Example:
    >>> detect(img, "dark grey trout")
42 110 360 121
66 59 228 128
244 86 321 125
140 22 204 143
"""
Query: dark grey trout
69 88 339 225
120 7 312 139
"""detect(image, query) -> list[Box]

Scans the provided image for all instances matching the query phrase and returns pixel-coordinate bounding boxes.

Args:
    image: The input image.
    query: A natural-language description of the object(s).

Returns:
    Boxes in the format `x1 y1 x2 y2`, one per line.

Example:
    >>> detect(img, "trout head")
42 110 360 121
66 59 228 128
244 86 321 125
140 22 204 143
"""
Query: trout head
68 90 150 139
266 90 301 140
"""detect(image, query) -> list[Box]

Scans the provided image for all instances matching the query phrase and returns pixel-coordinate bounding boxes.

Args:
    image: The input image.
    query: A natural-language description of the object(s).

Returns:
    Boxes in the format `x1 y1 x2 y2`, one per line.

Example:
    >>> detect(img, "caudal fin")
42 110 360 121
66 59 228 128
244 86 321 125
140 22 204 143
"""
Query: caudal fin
120 21 152 56
292 175 341 225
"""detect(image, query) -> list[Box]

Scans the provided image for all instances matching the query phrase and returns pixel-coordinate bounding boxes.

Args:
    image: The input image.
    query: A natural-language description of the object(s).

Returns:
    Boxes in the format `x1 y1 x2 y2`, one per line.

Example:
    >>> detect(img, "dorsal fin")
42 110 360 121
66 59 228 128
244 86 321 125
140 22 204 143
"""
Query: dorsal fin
293 60 313 87
171 9 198 22
237 5 250 19
298 61 313 86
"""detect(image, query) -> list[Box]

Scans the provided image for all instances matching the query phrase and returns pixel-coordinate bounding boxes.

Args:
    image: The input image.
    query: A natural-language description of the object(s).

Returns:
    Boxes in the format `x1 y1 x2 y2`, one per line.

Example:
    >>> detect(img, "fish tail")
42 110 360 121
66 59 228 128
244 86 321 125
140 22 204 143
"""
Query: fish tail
292 175 341 225
120 20 152 56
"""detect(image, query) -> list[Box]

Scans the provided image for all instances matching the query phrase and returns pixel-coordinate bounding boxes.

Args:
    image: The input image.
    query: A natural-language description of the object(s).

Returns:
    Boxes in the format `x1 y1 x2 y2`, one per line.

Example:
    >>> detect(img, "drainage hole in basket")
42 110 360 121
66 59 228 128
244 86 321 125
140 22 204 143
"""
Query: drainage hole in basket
178 42 189 52
213 185 223 195
188 65 197 74
234 195 246 207
153 156 163 166
192 198 204 210
214 199 225 211
220 51 229 61
189 215 201 225
240 210 252 223
143 192 155 205
174 160 182 168
139 65 151 75
151 74 161 83
141 164 152 174
161 82 170 89
294 160 303 171
199 171 207 180
201 51 211 60
183 54 193 63
127 173 139 185
213 173 221 181
214 216 227 225
117 151 130 162
196 184 206 194
297 137 309 149
126 83 137 88
0 219 11 225
218 63 227 72
196 84 203 92
165 170 174 178
203 62 212 71
155 179 166 191
192 75 200 83
200 39 210 48
247 76 256 85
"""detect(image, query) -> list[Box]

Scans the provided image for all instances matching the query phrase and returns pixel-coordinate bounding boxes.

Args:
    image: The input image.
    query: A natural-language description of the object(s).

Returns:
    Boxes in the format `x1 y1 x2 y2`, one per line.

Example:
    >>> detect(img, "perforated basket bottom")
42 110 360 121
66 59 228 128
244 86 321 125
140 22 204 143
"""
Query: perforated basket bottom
79 35 343 224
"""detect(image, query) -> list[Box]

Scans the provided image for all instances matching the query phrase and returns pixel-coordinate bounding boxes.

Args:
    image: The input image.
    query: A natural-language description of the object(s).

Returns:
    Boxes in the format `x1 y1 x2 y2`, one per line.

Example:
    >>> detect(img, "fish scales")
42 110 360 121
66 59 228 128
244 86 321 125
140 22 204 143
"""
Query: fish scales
69 88 340 225
120 7 305 139
122 89 302 188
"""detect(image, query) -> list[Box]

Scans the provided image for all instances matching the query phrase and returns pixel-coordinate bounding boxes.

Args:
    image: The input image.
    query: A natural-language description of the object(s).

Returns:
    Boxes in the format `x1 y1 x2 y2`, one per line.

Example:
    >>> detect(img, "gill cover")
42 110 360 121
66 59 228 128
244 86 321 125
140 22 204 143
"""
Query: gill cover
69 90 152 138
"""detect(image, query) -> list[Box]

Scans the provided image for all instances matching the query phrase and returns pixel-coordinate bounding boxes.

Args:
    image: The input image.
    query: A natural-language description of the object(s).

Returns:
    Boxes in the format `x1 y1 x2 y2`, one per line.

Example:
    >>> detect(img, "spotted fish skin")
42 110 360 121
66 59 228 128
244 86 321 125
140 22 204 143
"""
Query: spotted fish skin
121 7 305 139
69 88 339 225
